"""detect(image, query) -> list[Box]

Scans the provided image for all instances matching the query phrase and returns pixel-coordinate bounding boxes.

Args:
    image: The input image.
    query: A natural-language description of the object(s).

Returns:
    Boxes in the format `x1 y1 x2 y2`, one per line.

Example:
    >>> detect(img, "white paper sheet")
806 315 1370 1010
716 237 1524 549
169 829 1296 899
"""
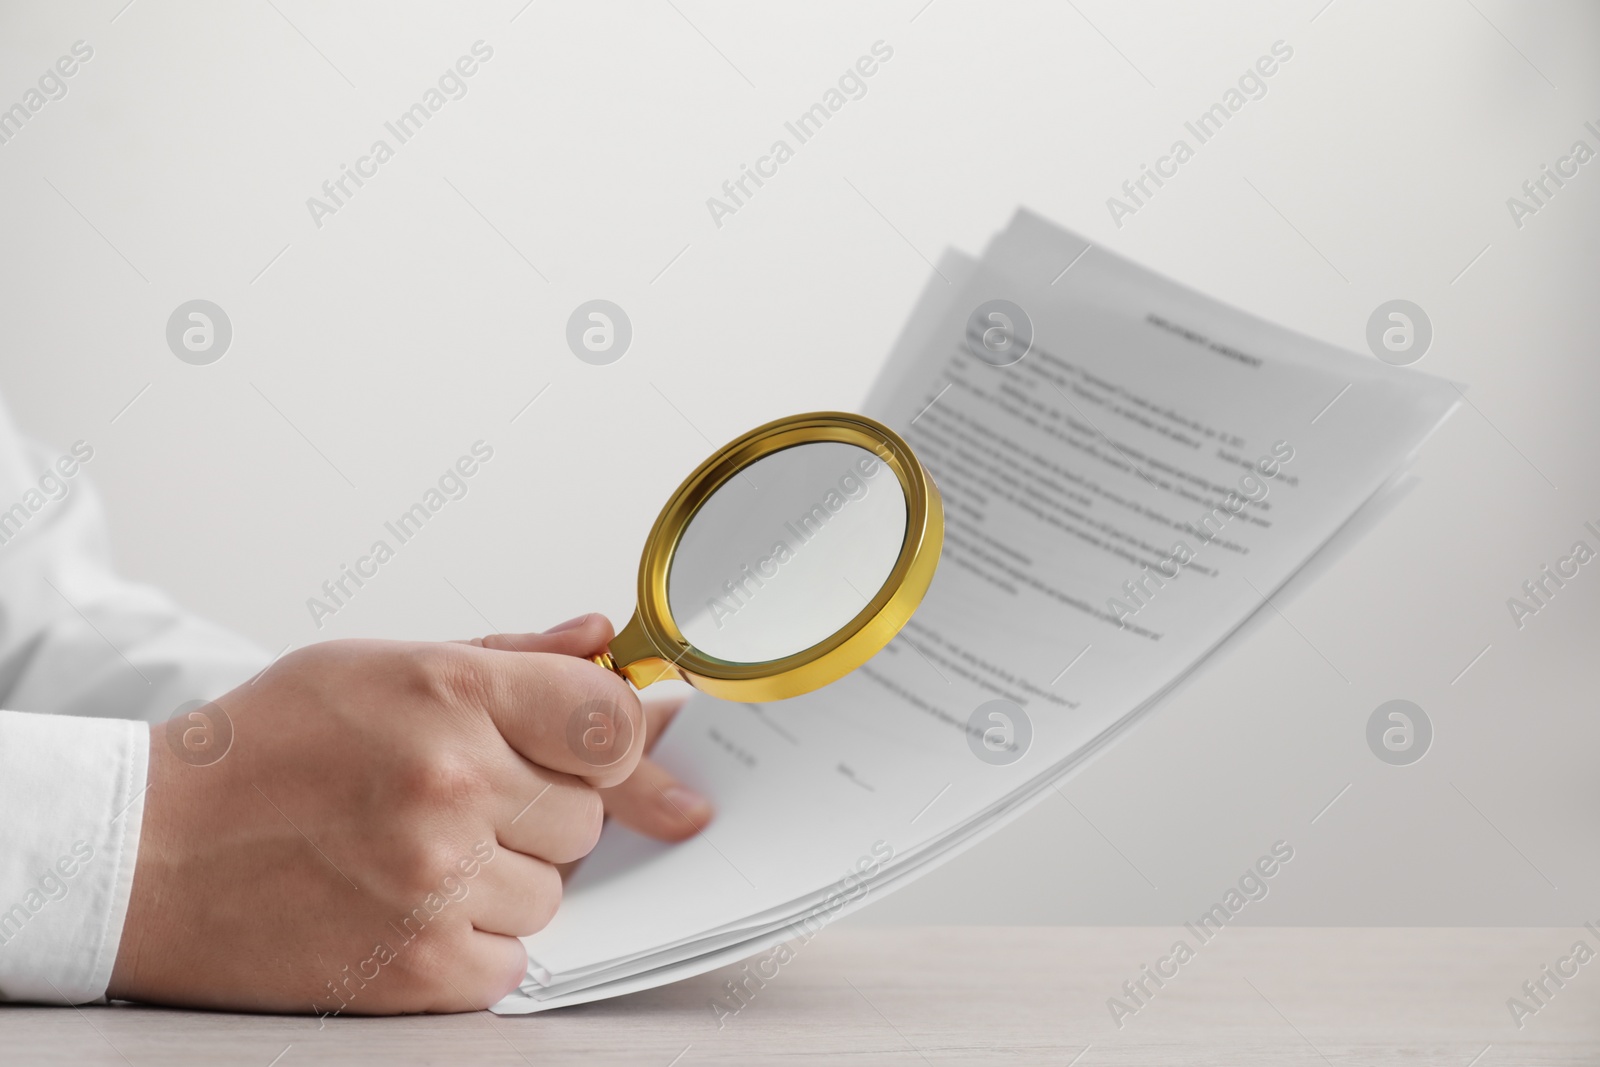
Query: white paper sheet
493 210 1458 1013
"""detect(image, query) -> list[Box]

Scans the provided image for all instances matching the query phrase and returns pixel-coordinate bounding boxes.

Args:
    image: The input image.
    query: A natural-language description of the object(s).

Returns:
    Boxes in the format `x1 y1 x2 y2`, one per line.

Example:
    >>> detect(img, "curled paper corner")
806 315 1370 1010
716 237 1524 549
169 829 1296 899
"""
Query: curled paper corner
525 955 553 989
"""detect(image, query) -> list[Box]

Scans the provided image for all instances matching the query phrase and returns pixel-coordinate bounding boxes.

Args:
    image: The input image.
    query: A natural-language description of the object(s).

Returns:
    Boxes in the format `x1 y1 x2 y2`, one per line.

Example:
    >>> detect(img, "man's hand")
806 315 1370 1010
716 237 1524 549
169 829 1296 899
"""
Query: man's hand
107 614 711 1015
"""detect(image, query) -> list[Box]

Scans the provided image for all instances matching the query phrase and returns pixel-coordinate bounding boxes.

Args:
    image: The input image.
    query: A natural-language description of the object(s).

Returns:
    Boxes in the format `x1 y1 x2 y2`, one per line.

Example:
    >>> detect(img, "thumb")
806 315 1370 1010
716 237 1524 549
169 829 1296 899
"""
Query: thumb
466 613 617 659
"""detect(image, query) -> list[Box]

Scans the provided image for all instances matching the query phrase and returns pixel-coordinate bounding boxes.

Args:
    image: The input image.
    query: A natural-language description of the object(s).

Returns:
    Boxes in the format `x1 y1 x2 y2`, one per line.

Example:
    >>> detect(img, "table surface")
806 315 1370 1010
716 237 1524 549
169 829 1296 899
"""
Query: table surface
3 928 1596 1065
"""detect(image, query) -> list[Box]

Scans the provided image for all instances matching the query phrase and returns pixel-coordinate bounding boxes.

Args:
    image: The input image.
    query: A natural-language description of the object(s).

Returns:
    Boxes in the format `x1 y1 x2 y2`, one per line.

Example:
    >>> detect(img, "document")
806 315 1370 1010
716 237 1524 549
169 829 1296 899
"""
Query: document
492 209 1458 1013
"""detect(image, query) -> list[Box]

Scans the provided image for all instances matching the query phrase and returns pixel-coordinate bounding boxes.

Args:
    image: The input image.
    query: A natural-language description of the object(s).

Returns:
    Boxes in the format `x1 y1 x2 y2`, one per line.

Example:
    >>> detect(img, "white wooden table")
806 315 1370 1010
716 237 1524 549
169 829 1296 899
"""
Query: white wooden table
2 928 1595 1065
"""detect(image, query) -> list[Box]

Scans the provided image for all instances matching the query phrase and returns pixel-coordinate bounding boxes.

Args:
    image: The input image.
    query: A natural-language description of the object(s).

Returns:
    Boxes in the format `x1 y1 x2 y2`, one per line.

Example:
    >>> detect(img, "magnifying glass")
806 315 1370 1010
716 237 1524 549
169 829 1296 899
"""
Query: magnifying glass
591 411 943 702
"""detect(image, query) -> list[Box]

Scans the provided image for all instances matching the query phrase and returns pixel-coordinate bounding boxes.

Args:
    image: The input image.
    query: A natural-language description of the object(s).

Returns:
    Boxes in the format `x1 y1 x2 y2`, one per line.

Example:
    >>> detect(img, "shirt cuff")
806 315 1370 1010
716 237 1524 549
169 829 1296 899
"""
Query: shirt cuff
0 709 149 1004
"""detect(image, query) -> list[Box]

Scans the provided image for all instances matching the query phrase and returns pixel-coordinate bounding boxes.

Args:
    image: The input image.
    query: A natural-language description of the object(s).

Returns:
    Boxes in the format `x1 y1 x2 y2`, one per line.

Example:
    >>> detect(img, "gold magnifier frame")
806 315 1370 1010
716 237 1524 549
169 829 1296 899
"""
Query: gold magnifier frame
592 411 943 702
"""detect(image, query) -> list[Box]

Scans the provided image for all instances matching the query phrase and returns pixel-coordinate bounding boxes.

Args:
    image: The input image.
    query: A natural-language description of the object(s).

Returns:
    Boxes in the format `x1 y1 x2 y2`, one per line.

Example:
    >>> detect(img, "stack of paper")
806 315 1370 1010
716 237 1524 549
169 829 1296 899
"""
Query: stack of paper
492 210 1458 1014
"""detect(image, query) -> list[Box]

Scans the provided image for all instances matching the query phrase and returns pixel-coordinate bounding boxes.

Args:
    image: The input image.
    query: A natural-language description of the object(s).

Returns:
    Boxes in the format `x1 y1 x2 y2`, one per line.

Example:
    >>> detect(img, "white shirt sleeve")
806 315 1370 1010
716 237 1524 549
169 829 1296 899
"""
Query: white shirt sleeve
0 710 147 1003
0 396 268 1004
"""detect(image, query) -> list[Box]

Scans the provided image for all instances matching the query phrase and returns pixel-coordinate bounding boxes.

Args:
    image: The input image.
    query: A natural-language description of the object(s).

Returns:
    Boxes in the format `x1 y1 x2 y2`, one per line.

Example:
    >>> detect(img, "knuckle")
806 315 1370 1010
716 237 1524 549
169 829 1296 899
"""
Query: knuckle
407 646 493 710
451 952 519 1010
394 835 469 897
396 750 487 809
398 929 464 989
523 863 563 934
546 788 605 864
390 831 483 895
400 646 449 698
573 789 605 857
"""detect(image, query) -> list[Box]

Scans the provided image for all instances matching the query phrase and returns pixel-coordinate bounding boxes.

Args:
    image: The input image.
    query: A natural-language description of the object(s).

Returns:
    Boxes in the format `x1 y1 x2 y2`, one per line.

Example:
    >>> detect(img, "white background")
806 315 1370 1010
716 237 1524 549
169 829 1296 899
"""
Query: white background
0 0 1594 925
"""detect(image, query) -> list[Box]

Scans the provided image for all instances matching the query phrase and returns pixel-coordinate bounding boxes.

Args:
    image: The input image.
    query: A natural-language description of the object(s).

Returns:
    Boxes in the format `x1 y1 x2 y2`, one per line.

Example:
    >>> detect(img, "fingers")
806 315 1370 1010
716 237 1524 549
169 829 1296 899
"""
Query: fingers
598 696 713 843
492 764 604 864
596 756 713 842
423 932 529 1013
467 848 563 938
452 640 646 789
470 614 616 659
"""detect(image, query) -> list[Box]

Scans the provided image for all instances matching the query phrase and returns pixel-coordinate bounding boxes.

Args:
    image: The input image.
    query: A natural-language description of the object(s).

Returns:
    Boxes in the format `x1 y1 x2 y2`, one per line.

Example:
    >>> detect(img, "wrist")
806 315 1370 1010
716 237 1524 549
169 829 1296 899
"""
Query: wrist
107 723 169 1001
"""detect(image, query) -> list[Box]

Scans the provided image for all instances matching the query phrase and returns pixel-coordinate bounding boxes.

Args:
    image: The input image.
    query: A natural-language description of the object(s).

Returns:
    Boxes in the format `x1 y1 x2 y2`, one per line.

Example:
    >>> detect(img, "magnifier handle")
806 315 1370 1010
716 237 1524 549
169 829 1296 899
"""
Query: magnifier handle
590 651 627 681
589 617 680 689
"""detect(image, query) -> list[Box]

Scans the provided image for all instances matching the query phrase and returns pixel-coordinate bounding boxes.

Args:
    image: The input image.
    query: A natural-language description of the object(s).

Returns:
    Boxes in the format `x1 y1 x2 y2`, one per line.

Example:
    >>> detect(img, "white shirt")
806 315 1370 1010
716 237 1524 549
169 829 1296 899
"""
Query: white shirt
0 396 266 1003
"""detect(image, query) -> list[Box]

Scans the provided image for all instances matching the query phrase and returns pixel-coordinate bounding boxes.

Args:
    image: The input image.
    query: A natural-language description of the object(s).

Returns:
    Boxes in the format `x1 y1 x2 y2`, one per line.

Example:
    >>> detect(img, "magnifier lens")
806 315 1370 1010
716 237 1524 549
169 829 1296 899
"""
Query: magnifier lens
666 442 909 665
590 411 941 701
